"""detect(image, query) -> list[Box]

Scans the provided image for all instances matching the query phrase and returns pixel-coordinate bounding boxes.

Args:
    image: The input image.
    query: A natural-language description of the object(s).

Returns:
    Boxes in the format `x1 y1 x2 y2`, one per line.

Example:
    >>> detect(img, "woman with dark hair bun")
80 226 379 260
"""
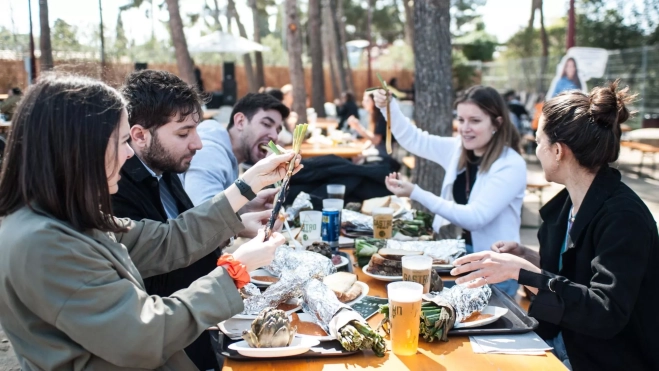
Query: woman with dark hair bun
0 72 299 370
452 81 659 371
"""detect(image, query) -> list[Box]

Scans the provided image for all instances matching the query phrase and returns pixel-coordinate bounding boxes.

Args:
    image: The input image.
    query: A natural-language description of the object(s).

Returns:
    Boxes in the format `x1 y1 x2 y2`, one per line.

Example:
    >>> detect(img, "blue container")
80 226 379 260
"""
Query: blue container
321 208 340 253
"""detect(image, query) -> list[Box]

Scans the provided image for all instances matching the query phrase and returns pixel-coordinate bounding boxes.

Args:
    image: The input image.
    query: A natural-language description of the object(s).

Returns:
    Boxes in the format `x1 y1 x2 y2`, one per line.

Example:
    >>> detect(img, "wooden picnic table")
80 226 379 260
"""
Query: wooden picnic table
0 121 11 135
223 250 565 371
289 139 368 159
314 117 339 131
0 93 8 102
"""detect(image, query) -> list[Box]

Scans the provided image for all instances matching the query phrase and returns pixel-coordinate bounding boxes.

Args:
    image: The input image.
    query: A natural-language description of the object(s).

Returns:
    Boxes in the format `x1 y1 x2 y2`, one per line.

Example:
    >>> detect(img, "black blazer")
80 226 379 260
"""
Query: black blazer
518 166 659 371
111 155 222 371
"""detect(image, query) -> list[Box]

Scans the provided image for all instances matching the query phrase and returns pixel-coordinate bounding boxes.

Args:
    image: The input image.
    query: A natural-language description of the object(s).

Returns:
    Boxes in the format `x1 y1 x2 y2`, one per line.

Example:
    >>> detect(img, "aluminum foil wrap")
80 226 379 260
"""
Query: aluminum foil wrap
239 283 261 298
341 209 373 229
286 192 313 222
241 246 336 315
424 284 492 323
386 239 466 264
301 279 357 337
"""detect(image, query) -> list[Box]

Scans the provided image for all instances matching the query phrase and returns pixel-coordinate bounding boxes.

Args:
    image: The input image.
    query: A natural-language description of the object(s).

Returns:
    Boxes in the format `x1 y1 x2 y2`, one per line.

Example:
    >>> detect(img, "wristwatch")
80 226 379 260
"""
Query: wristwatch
547 277 558 293
234 178 257 201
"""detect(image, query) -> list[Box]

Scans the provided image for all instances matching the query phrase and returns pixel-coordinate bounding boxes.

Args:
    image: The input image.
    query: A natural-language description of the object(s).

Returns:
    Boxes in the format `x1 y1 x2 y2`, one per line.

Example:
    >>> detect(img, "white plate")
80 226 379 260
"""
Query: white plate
342 281 369 305
249 269 279 287
232 298 303 320
361 264 403 282
218 318 252 340
453 306 509 329
228 337 320 358
291 312 335 342
333 255 350 269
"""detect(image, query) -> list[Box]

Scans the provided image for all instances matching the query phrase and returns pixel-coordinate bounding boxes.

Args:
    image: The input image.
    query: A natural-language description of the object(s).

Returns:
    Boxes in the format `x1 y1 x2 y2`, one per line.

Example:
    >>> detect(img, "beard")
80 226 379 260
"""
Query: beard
142 131 195 174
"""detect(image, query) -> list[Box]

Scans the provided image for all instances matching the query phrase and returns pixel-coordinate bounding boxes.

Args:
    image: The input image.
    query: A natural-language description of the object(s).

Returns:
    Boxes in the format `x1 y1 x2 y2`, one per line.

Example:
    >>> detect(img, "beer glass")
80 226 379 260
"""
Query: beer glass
300 211 322 246
326 184 345 200
387 281 423 356
372 207 394 239
402 255 434 294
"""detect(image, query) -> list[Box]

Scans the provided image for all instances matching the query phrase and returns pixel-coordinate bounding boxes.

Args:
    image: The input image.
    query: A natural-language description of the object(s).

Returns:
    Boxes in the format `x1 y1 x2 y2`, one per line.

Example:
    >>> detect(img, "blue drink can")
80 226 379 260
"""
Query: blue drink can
321 208 340 253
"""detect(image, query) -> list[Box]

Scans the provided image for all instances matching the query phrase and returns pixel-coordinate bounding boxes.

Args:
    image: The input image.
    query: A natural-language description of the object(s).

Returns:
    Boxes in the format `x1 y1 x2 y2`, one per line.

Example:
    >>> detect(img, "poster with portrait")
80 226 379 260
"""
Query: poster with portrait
546 47 609 99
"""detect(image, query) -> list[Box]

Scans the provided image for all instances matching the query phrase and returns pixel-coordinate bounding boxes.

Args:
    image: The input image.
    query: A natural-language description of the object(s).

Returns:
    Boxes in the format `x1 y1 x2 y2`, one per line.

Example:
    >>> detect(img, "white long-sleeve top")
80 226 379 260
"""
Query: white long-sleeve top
381 100 527 253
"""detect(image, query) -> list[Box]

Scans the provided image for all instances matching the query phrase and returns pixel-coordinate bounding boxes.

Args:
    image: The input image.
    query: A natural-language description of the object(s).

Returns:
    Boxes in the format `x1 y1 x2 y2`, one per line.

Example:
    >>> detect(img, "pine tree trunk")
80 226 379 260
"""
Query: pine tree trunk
538 0 549 93
329 0 348 93
285 0 308 124
322 0 340 101
412 0 453 210
403 0 414 46
308 0 326 117
165 0 196 85
336 0 354 93
98 0 106 81
228 0 257 93
249 0 265 89
39 0 54 71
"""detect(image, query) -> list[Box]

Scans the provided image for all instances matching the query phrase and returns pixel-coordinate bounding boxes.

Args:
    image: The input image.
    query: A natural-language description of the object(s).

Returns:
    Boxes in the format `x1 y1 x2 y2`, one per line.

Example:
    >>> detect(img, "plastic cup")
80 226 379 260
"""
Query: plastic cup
299 210 323 246
326 184 345 200
372 207 394 239
402 255 434 294
387 281 423 356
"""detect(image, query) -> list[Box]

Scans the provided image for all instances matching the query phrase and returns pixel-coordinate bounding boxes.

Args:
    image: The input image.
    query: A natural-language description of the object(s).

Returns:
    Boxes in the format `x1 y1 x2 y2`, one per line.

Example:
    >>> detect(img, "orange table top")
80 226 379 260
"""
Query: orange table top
290 139 368 159
223 250 564 371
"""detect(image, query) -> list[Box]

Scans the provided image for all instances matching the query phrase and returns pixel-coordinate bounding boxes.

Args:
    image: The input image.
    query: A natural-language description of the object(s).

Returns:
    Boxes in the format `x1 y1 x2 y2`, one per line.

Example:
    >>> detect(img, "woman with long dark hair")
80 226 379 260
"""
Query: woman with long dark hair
372 86 525 297
551 57 582 97
0 73 299 370
452 81 659 370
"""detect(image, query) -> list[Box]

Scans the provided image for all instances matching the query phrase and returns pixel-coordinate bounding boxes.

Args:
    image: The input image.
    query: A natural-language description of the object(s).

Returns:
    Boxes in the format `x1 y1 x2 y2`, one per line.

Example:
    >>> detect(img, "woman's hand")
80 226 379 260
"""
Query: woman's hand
491 241 526 258
232 229 286 272
241 152 302 193
450 251 541 289
384 172 414 197
347 115 361 130
237 210 283 239
372 89 389 109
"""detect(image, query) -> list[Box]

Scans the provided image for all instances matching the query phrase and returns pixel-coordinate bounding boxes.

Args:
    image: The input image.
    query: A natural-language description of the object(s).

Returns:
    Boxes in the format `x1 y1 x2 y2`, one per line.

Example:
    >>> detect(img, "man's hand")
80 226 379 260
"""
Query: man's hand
239 187 279 215
238 209 284 239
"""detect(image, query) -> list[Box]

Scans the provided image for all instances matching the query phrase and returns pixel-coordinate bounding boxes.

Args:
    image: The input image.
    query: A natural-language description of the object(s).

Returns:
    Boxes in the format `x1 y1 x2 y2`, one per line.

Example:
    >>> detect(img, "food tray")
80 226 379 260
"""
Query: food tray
443 281 539 336
217 336 360 361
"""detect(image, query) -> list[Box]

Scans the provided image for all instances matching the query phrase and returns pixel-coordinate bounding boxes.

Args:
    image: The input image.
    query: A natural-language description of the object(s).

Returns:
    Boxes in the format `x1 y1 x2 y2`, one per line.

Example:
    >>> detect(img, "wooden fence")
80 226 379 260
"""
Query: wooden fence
0 59 414 103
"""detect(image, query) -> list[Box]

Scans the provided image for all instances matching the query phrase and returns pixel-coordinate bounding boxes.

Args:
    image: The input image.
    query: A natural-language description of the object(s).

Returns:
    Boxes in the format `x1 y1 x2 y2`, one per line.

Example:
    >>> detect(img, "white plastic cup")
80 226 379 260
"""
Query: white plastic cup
322 198 344 212
299 210 322 246
326 184 346 200
372 207 394 239
387 281 423 356
402 255 434 294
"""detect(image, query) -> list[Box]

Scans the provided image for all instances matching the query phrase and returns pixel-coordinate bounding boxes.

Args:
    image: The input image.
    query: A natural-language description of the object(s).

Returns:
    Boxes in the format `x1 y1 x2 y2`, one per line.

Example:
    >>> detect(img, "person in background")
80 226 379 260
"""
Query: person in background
335 91 360 130
504 89 529 133
451 81 659 371
0 72 297 370
277 84 298 145
262 87 284 102
0 87 22 121
192 59 205 93
184 93 291 209
347 91 388 154
281 84 294 109
113 70 277 370
551 57 581 98
531 94 545 132
374 86 525 297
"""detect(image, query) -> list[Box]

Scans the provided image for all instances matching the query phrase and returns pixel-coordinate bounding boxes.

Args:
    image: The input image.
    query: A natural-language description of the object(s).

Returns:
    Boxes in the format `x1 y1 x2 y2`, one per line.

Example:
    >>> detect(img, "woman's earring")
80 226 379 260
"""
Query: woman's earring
492 130 497 134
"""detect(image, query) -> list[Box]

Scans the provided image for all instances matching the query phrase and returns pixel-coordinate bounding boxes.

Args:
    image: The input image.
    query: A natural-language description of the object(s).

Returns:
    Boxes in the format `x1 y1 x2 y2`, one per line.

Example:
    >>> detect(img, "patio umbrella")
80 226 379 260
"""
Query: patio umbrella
188 31 270 55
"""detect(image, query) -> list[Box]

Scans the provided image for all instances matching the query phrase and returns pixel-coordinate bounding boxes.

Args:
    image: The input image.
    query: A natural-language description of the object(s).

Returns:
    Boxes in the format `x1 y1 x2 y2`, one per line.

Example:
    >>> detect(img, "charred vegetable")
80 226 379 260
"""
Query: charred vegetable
378 301 455 343
338 320 386 357
242 307 297 348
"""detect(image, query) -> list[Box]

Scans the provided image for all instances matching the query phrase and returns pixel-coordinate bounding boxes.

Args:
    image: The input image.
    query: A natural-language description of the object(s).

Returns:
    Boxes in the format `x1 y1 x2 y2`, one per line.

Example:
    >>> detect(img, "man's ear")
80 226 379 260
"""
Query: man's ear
233 112 246 131
130 125 151 149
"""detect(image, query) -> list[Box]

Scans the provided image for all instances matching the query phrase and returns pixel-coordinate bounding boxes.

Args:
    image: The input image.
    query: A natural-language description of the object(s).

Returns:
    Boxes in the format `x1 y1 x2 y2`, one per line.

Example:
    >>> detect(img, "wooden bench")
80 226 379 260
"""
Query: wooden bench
621 140 659 176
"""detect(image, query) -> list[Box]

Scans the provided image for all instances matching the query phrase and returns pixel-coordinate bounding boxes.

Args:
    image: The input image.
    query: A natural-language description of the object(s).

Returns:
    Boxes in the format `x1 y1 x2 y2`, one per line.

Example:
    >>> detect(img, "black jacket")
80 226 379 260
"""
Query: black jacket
518 166 659 371
111 155 221 371
337 100 360 130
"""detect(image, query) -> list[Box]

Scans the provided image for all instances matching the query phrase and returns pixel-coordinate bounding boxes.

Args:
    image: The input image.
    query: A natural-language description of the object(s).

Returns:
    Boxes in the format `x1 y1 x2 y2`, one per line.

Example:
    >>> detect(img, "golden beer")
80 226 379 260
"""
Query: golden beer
372 207 393 239
387 281 423 356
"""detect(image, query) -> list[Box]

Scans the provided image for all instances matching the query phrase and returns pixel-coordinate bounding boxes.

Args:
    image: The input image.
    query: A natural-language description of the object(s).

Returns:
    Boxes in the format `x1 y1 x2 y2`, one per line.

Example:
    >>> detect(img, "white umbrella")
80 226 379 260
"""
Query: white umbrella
188 31 270 55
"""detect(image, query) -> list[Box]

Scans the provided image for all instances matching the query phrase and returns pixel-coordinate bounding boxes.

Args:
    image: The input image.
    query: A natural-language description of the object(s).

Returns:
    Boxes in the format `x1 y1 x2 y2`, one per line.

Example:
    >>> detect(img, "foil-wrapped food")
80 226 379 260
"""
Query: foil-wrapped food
386 239 466 264
424 283 492 323
302 279 386 356
286 192 313 223
241 245 336 315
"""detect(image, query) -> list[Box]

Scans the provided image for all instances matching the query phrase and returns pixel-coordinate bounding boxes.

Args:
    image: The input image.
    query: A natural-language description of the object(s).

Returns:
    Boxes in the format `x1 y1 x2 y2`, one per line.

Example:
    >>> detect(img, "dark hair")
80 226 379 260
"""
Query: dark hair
343 91 355 103
11 87 22 95
503 89 516 100
265 88 284 102
0 73 127 233
542 80 635 171
454 85 522 172
120 69 204 130
227 93 290 129
561 58 582 90
365 93 382 132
